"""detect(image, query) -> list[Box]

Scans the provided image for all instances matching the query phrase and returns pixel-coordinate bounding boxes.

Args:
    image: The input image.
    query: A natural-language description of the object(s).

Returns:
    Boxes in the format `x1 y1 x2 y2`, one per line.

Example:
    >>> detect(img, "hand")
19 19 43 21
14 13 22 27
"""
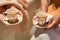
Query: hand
0 0 29 32
46 13 60 29
0 0 27 9
17 0 28 9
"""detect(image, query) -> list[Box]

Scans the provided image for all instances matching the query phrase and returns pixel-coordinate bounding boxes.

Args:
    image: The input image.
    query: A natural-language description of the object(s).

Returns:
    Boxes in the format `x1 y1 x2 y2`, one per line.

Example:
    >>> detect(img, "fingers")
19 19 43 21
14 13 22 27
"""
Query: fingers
0 0 27 14
18 11 23 16
12 2 24 11
46 17 59 29
0 1 13 6
0 1 26 15
17 0 28 9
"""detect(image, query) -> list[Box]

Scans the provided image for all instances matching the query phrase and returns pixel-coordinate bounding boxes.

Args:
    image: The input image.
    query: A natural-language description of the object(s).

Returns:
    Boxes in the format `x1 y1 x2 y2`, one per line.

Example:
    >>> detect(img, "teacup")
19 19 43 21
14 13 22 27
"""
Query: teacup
36 13 47 27
4 10 19 24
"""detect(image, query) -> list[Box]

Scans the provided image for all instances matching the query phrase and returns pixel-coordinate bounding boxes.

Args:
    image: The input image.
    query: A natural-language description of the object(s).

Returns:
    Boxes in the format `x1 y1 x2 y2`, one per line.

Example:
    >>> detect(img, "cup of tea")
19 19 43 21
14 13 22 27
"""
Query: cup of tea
36 12 47 27
6 10 19 24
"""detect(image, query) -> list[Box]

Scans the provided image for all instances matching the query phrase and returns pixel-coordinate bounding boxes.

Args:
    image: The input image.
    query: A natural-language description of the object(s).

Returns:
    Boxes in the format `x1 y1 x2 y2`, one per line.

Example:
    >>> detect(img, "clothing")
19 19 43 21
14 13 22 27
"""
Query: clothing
35 27 60 40
44 27 60 40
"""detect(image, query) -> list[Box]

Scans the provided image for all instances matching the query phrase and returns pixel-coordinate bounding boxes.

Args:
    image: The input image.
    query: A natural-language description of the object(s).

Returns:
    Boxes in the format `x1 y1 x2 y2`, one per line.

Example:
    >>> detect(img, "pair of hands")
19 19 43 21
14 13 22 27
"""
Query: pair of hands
0 0 28 32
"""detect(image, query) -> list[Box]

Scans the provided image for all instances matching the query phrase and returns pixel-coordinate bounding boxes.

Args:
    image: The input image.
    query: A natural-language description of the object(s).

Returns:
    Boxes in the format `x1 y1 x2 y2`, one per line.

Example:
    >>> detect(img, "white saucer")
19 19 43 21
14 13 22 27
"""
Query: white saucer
3 14 23 25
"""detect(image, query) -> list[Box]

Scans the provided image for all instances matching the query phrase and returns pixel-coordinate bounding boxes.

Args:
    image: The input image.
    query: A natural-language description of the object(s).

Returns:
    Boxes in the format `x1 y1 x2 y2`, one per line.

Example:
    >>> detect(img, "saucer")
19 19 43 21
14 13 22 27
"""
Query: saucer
3 14 23 25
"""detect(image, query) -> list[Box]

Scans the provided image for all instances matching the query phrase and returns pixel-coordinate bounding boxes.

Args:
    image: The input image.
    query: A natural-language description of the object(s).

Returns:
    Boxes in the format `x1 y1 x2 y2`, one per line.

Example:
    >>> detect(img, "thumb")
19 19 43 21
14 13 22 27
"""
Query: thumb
48 18 53 25
46 18 57 29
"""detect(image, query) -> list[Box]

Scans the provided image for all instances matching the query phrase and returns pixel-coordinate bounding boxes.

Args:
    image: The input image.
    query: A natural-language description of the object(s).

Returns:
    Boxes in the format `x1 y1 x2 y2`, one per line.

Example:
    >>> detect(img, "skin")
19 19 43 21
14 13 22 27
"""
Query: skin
41 0 49 12
0 0 28 32
41 0 60 29
17 0 28 9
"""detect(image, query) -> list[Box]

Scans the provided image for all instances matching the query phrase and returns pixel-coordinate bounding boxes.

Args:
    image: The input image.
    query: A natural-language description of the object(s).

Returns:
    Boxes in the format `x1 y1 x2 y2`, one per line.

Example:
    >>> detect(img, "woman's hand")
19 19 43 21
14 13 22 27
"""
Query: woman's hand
17 0 28 9
0 0 29 32
46 13 60 29
0 0 27 9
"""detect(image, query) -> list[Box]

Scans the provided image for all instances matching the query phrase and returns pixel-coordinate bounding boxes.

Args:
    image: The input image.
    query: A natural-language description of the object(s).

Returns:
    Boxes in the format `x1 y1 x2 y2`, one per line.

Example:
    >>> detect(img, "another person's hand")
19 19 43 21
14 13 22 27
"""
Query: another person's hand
46 13 60 29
